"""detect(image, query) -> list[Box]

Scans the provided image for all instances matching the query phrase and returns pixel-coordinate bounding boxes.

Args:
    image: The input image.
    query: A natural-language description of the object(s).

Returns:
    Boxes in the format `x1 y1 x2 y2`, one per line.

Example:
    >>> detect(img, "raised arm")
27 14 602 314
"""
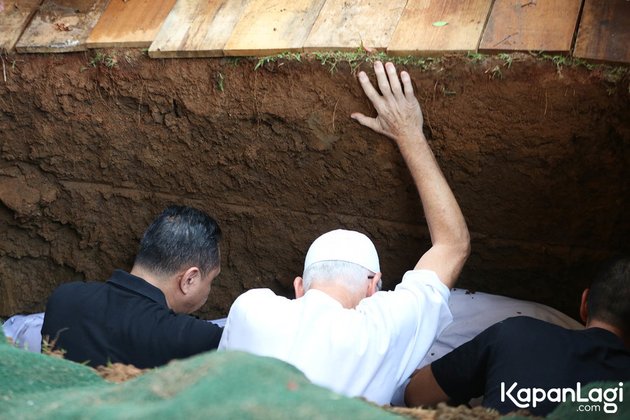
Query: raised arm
352 61 470 288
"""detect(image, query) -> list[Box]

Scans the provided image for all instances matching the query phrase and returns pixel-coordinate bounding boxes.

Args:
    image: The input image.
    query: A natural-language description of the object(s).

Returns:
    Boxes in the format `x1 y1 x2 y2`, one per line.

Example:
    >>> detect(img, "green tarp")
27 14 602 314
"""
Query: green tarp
0 326 398 419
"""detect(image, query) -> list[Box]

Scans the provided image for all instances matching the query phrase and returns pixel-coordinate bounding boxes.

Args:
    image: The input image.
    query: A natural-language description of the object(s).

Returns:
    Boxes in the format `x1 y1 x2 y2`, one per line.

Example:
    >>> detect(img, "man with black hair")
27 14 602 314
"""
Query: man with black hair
42 205 223 368
405 257 630 416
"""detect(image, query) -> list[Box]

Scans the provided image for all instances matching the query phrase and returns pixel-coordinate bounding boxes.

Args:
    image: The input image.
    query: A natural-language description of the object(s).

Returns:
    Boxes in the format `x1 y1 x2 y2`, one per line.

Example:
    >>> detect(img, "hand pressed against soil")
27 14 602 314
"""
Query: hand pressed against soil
351 61 424 143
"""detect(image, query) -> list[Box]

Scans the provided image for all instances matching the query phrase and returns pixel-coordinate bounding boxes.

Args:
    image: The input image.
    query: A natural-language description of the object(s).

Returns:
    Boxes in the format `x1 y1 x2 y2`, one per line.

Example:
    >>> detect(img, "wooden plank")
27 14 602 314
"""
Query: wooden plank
303 0 407 52
15 0 109 53
86 0 176 48
224 0 327 56
149 0 251 58
0 0 42 53
387 0 493 55
573 0 630 64
479 0 582 53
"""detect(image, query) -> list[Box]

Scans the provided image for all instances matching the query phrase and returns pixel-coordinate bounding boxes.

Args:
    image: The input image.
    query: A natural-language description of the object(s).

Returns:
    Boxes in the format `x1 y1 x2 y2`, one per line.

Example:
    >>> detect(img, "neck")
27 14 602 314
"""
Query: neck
130 265 174 310
309 283 362 309
586 319 629 349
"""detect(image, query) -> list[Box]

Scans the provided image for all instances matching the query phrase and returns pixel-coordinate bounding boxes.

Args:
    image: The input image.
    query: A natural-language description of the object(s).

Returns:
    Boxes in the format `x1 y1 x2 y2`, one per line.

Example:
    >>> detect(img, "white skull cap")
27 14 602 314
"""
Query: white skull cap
304 229 380 273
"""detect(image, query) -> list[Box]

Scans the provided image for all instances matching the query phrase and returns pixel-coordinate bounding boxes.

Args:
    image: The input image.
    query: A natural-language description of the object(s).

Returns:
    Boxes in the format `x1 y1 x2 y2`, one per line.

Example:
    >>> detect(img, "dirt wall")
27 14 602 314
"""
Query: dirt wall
1 51 628 320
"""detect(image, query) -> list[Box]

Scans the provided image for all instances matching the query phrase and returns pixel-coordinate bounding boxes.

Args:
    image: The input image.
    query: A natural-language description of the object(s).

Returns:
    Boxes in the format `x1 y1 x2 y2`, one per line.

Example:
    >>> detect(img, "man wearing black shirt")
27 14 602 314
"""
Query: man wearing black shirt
42 205 223 369
405 258 630 416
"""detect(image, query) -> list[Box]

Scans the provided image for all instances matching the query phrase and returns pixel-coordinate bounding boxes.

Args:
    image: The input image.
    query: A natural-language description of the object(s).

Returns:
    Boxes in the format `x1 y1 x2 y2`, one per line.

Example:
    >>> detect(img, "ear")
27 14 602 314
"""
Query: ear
294 277 305 298
366 272 382 297
579 288 590 324
179 267 201 295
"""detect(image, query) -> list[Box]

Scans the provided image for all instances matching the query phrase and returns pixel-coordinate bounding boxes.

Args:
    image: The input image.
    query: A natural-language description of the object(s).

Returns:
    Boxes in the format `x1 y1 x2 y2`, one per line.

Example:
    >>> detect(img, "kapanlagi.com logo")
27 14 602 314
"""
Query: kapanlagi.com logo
501 382 624 414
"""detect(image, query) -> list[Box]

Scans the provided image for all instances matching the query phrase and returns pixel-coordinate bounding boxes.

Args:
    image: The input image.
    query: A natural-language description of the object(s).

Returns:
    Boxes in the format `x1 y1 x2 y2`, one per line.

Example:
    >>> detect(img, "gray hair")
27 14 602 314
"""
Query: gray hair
303 260 381 295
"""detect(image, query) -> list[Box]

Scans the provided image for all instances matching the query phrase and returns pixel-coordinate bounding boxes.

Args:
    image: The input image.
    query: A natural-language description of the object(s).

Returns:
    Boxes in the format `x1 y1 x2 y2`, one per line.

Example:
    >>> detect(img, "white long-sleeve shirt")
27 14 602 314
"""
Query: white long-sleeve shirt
218 269 452 405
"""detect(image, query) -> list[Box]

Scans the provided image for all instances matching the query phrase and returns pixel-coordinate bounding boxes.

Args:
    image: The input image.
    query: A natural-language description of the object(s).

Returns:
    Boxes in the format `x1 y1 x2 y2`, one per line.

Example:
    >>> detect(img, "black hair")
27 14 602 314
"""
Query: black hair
134 205 222 277
588 257 630 335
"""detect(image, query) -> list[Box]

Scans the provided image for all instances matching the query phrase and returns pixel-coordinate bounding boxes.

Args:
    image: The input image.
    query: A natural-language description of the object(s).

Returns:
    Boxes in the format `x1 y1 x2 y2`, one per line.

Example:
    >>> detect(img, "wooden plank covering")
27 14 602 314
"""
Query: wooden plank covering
86 0 176 48
303 0 407 52
148 0 251 58
479 0 582 53
573 0 630 64
387 0 493 55
224 0 327 56
0 0 42 53
15 0 109 53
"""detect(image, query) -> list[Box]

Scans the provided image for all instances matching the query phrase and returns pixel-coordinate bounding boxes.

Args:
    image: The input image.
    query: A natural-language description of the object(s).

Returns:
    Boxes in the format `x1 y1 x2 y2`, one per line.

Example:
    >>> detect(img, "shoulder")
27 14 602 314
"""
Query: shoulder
232 288 286 308
498 316 561 330
397 269 451 301
53 280 92 292
56 279 104 291
480 316 567 345
47 280 100 303
226 289 293 328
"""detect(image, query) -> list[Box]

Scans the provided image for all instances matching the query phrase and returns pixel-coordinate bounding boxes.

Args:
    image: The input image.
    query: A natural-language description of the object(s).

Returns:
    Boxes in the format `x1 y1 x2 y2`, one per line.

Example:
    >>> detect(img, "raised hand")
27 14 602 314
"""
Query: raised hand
351 61 424 143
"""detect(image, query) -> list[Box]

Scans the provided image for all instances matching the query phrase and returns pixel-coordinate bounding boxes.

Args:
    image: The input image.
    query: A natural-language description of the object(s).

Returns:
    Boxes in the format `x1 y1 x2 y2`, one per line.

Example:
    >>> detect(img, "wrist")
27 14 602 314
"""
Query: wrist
395 129 426 145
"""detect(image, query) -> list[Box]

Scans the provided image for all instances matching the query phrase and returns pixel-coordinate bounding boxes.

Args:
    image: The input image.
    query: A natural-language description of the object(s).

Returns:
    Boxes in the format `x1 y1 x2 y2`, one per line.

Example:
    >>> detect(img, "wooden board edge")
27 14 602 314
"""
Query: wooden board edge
223 47 304 57
302 45 385 53
478 46 570 55
571 52 630 65
15 44 87 53
148 47 225 59
386 48 472 57
87 40 152 49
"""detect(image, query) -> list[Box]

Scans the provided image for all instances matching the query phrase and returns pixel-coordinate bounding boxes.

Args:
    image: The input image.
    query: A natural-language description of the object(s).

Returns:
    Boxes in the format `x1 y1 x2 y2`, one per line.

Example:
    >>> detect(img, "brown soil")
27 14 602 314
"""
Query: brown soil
95 362 147 383
388 403 540 419
0 50 628 320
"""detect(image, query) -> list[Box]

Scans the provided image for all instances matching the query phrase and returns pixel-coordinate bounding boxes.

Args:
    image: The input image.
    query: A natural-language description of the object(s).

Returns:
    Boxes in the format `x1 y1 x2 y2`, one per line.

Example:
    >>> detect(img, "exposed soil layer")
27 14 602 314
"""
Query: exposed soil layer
1 51 628 320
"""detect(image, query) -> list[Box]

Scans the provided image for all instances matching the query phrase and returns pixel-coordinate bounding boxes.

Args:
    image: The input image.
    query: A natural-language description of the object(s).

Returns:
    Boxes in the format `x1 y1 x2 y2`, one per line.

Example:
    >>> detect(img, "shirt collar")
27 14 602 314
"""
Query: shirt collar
303 289 344 309
108 269 169 307
585 327 628 349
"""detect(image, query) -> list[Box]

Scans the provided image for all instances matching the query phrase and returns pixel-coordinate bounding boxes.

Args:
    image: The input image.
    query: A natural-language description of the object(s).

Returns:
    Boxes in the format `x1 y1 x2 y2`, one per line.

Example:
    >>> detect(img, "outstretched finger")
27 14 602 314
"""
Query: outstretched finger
385 62 403 98
374 61 393 99
400 71 416 102
351 112 381 133
358 71 382 105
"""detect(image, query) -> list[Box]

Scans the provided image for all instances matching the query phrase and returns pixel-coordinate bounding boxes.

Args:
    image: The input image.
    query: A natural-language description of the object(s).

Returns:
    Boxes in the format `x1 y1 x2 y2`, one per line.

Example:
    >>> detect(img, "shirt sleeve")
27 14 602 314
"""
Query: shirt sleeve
356 270 453 387
363 269 452 338
217 289 281 351
163 315 224 359
431 321 500 405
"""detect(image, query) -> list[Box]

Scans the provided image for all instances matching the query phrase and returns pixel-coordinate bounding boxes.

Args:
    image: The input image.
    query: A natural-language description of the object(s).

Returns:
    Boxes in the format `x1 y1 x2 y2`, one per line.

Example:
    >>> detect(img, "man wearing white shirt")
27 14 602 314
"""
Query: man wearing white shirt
218 61 470 405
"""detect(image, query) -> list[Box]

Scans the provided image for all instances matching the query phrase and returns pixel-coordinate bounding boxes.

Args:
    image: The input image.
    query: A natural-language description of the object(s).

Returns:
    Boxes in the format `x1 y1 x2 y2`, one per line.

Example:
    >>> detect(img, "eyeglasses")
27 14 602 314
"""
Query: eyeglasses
368 275 382 291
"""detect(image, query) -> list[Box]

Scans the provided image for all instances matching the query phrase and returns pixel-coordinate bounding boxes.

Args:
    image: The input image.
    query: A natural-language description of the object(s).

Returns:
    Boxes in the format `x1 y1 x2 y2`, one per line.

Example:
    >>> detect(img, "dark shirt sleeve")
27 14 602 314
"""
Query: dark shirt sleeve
431 322 501 405
151 315 223 364
178 318 223 355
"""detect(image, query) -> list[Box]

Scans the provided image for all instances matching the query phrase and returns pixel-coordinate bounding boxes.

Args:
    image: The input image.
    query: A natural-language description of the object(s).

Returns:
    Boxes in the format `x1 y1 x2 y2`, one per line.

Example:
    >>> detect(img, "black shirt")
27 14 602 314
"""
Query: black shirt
41 270 223 369
431 316 630 416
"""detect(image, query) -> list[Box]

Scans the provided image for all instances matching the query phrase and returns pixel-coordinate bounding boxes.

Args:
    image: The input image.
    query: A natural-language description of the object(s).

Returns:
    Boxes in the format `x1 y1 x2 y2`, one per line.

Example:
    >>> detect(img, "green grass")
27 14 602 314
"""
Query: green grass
215 72 225 92
253 49 441 74
247 50 627 88
467 51 486 63
254 52 302 70
497 53 513 69
89 51 117 68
